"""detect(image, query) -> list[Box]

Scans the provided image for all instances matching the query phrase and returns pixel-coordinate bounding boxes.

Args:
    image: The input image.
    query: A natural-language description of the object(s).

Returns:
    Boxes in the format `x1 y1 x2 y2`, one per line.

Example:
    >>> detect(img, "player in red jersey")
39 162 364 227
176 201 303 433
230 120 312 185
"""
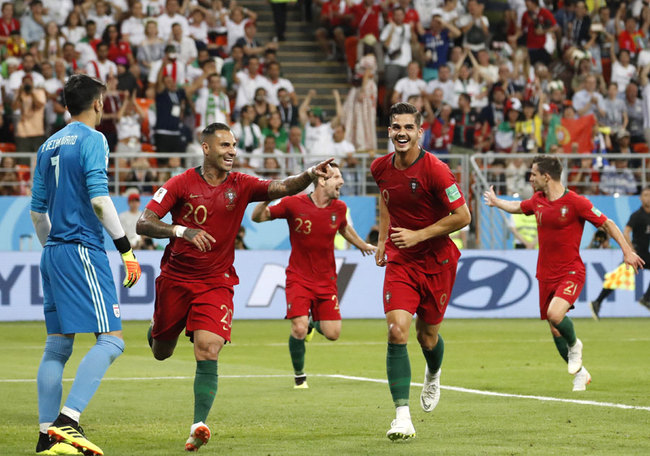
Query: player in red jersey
484 155 644 392
251 163 376 389
136 122 334 451
371 102 471 441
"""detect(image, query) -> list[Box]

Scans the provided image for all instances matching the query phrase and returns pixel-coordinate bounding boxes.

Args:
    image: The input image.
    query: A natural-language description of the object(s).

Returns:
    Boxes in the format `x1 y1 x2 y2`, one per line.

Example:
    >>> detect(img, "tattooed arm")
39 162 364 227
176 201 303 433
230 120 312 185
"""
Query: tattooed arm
267 158 334 200
136 208 216 252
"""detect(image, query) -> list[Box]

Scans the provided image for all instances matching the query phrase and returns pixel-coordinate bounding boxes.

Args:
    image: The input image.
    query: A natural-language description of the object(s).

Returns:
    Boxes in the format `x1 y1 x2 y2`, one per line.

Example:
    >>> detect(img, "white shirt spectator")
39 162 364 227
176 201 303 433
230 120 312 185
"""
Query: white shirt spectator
231 121 264 155
189 21 208 43
194 88 231 130
85 59 118 82
394 76 427 102
266 77 295 105
304 122 334 160
248 146 286 172
148 60 188 85
42 0 73 29
235 70 271 110
169 36 198 64
76 42 98 67
61 26 85 44
413 0 440 26
226 18 247 52
121 16 147 47
380 23 412 66
611 61 637 94
117 114 142 140
427 78 456 107
572 89 605 116
157 13 190 41
87 12 114 38
331 138 355 162
453 77 487 109
143 0 166 17
8 71 46 99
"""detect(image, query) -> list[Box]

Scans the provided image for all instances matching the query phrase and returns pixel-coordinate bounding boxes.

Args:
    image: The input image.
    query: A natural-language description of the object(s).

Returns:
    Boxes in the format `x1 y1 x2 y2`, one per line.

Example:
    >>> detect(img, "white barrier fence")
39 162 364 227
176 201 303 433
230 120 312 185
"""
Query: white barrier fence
1 250 648 321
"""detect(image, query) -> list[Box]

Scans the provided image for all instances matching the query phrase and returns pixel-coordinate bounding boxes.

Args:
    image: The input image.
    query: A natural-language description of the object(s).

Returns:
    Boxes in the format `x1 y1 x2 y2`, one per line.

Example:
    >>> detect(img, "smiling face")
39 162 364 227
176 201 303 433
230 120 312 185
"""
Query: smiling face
529 163 548 193
388 113 422 155
319 165 344 200
203 129 237 173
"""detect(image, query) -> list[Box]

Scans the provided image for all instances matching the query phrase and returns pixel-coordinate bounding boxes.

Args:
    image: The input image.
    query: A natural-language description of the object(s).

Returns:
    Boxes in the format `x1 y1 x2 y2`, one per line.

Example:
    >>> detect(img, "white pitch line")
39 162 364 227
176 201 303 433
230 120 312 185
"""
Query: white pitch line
2 373 649 412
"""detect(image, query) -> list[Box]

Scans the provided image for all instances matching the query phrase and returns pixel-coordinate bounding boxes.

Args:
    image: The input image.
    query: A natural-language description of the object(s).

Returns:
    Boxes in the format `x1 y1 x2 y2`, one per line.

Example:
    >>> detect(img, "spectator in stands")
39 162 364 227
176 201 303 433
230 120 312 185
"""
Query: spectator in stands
7 54 45 102
143 0 166 17
77 20 102 64
103 24 135 66
232 104 264 161
21 0 49 46
6 28 27 58
342 53 377 152
120 193 143 249
97 74 123 152
262 110 288 152
187 7 208 46
331 124 359 195
419 14 461 82
12 74 47 153
116 92 146 153
148 44 187 88
0 2 20 47
624 82 645 144
156 0 189 41
299 88 342 160
41 61 63 136
61 9 85 45
138 20 165 80
252 86 275 128
153 60 187 155
426 64 456 108
236 19 278 58
392 61 426 104
222 44 245 95
600 151 639 195
285 125 307 173
381 7 412 110
124 156 158 194
568 156 600 195
316 0 349 61
187 70 231 130
121 1 147 48
514 0 558 65
269 0 289 42
615 3 648 60
453 58 488 111
458 0 490 52
601 81 628 147
276 87 299 130
234 55 270 116
348 0 384 71
39 21 65 62
226 5 257 53
87 0 117 38
452 92 479 151
506 156 533 198
425 103 454 154
85 41 118 82
0 155 21 196
610 47 637 95
572 74 606 119
466 48 499 85
265 62 296 106
249 135 285 177
169 22 197 65
567 1 591 47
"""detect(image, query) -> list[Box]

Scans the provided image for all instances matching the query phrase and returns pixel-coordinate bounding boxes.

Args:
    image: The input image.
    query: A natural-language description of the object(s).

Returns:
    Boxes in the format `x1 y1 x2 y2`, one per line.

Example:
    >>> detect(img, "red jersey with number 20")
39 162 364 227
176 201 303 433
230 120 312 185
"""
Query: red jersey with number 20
269 194 347 287
146 168 271 283
371 150 466 273
520 190 607 282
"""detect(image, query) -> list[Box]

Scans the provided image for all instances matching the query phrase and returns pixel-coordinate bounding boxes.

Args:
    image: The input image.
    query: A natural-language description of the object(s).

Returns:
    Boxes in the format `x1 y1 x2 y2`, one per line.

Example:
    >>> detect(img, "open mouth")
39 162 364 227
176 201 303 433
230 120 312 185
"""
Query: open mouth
396 137 409 145
223 156 234 165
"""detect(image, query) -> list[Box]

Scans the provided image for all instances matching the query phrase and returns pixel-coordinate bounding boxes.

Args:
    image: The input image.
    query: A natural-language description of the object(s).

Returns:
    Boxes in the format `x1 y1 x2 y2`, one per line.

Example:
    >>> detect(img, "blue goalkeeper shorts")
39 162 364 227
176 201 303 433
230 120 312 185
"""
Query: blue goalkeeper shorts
41 243 122 334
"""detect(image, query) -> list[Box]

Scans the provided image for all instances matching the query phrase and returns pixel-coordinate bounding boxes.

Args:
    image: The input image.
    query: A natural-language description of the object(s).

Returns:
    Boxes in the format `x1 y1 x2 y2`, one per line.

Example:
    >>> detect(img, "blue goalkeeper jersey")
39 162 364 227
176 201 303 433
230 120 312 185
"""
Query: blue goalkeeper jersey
31 121 110 250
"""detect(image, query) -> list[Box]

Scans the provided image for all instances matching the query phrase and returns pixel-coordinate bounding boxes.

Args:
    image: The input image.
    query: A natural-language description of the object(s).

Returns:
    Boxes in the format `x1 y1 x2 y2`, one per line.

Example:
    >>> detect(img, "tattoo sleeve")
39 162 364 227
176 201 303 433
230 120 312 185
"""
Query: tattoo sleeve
136 208 176 238
267 170 313 200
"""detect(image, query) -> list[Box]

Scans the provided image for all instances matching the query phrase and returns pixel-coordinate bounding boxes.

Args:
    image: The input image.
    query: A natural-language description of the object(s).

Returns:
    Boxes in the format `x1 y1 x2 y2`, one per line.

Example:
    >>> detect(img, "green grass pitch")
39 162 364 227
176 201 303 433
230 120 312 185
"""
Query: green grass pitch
1 318 649 455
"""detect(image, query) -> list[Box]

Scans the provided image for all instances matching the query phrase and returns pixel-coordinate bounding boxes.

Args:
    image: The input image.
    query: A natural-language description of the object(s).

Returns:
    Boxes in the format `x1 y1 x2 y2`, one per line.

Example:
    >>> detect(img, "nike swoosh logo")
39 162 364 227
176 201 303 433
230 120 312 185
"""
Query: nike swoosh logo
189 194 201 198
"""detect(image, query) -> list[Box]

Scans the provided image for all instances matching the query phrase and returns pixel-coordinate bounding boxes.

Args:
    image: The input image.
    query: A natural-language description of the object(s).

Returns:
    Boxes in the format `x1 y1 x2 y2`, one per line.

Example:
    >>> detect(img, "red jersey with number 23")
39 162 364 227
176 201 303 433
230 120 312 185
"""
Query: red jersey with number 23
269 194 347 287
371 150 466 273
146 168 271 283
520 190 607 282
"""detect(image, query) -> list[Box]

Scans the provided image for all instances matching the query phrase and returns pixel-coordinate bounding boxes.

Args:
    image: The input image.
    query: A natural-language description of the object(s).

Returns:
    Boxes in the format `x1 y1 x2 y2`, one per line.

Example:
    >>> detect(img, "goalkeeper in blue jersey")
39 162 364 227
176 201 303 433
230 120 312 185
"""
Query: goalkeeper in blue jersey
30 74 142 456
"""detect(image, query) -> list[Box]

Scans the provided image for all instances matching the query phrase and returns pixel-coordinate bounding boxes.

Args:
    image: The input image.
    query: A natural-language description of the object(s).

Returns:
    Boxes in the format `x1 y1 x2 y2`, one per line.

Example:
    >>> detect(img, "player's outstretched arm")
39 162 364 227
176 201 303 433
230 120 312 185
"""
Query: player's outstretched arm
483 185 524 214
267 158 334 200
136 208 216 252
91 195 142 287
340 224 377 256
251 201 272 223
601 219 645 273
375 195 389 267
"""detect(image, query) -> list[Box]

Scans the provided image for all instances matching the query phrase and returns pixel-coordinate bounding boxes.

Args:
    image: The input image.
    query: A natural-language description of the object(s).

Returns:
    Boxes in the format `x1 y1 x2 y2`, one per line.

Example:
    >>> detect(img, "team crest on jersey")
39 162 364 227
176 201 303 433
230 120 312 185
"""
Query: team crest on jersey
330 213 337 227
560 205 569 218
224 188 236 210
410 178 418 193
385 290 392 303
113 304 120 318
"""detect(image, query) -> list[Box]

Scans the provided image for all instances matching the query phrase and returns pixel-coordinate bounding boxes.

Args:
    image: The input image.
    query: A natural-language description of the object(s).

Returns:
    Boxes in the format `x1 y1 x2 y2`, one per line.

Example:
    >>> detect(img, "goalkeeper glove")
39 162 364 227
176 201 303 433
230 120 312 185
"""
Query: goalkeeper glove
121 249 141 288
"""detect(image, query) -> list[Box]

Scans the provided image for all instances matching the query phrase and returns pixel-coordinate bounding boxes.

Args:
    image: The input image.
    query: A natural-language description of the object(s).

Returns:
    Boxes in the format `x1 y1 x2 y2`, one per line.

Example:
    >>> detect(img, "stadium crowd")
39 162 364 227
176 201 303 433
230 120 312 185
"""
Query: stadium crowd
1 0 650 197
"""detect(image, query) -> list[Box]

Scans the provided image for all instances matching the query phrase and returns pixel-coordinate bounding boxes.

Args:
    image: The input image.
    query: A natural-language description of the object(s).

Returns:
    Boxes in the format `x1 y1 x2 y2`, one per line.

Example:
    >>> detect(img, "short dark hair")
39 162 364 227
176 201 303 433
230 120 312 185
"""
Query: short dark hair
389 102 422 128
64 74 106 116
201 122 232 143
532 155 563 180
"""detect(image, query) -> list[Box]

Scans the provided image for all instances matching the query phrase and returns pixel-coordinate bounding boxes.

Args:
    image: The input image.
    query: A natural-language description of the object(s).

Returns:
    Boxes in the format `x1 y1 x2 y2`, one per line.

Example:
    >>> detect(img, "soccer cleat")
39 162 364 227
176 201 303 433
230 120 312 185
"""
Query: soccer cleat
420 368 441 412
147 320 154 348
588 301 601 321
567 338 583 375
185 422 211 452
36 441 83 455
305 316 315 343
639 298 650 311
572 367 592 392
294 374 309 389
386 418 416 441
48 424 103 456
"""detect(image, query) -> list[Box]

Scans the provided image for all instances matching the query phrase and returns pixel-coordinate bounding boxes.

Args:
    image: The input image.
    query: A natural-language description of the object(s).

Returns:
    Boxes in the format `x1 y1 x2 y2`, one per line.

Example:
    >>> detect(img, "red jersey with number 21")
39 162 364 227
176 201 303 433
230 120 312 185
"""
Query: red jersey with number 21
146 168 271 283
520 190 607 282
371 150 466 273
269 193 347 287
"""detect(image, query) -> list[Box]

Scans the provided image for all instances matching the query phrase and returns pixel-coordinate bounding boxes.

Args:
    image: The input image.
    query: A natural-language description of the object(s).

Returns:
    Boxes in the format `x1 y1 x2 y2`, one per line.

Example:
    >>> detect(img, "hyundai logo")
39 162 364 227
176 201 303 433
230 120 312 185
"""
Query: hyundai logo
451 257 532 310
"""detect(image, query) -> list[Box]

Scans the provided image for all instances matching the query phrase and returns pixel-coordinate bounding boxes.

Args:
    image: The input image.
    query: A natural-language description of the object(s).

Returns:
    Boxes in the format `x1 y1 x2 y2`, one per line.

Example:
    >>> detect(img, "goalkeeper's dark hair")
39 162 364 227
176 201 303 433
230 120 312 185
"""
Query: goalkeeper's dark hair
532 155 563 181
201 122 232 143
64 74 106 116
389 102 422 128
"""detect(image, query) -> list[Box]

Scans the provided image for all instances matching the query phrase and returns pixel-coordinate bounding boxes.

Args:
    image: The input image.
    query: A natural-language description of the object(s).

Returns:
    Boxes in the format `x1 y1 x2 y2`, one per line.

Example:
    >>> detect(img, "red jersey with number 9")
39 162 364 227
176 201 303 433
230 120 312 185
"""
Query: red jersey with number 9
269 193 347 287
371 150 466 274
146 167 271 283
520 190 608 282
